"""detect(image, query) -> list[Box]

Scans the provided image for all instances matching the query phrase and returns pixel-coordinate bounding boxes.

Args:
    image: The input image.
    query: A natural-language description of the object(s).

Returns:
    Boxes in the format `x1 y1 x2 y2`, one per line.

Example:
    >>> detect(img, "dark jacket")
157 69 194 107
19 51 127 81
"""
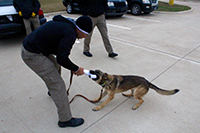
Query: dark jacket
78 0 108 17
23 15 79 71
13 0 40 19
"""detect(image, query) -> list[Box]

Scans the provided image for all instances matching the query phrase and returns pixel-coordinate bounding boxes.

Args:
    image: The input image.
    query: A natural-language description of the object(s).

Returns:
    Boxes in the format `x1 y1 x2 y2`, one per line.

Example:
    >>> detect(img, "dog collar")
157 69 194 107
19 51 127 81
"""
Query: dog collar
101 81 106 87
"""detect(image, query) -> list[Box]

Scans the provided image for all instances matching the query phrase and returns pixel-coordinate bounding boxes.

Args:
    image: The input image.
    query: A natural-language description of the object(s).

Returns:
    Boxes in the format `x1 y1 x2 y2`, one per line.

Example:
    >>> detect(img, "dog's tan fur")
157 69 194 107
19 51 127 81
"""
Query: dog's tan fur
90 70 179 111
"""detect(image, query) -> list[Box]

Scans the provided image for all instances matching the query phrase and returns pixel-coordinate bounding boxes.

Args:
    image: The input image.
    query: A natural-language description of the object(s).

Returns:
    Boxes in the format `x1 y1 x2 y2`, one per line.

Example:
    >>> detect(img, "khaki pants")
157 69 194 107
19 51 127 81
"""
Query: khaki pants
21 46 72 122
84 14 113 54
23 15 40 35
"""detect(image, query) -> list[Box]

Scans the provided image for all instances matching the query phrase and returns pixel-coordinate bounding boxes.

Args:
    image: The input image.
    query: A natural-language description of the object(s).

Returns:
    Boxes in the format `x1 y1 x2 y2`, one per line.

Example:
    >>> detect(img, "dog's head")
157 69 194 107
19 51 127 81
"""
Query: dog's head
89 69 110 87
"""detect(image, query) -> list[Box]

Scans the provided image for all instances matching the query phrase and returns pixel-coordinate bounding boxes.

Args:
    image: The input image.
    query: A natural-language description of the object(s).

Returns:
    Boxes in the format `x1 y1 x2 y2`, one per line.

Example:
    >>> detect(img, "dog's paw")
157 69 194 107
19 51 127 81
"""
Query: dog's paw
132 106 139 110
92 108 98 111
93 98 99 102
132 107 137 110
92 106 101 111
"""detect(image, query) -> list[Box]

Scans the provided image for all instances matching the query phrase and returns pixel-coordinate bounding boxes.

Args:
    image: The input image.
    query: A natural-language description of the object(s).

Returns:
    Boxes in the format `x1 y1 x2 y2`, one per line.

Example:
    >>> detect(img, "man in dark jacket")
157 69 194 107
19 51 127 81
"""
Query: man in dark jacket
78 0 118 58
21 15 92 128
13 0 41 35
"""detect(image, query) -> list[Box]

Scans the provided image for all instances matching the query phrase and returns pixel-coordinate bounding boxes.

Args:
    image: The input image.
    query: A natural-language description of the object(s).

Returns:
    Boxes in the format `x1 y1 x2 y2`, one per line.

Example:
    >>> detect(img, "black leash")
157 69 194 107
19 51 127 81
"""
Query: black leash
67 71 103 104
66 71 73 95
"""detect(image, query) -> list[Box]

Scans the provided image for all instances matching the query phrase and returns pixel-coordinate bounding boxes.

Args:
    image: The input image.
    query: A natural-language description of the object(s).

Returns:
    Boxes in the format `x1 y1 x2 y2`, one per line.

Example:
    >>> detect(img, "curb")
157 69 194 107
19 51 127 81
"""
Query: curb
44 7 193 17
44 1 194 16
44 11 67 17
154 7 193 14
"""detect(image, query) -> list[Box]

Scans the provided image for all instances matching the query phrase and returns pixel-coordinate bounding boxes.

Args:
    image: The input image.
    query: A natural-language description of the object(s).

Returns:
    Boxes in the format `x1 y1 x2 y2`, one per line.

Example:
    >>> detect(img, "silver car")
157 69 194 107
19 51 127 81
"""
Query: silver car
0 0 46 38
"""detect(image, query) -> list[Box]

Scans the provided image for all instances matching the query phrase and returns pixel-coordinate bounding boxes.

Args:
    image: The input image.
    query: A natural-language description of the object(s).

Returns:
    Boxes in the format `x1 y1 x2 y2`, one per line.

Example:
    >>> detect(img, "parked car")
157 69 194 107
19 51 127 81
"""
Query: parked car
126 0 158 15
0 0 47 38
62 0 128 17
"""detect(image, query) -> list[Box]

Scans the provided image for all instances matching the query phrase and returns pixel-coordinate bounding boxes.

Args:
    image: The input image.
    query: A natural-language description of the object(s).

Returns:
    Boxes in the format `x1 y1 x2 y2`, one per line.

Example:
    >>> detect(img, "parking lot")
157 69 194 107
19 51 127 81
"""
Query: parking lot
1 0 200 132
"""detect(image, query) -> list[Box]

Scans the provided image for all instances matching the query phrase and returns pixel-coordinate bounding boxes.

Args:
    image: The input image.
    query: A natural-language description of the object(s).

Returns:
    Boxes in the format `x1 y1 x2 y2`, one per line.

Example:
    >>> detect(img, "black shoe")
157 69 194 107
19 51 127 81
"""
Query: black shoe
48 91 51 96
83 51 93 57
109 52 118 58
58 118 84 128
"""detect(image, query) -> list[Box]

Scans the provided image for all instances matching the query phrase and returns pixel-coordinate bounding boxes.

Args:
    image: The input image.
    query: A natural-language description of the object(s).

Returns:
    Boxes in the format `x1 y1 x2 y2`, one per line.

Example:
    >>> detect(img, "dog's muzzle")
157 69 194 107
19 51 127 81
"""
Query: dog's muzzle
89 70 99 81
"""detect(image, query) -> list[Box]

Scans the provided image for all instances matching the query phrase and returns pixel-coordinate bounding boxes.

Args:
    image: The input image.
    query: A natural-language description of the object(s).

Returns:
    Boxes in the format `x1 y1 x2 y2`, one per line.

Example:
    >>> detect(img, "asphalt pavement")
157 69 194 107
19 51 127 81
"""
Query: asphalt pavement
1 0 200 132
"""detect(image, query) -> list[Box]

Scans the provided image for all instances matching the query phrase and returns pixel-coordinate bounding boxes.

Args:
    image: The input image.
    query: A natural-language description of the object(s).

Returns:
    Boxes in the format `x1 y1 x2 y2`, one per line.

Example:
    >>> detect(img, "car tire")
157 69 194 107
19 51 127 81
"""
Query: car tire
66 3 73 14
144 12 150 14
117 14 123 17
130 4 141 15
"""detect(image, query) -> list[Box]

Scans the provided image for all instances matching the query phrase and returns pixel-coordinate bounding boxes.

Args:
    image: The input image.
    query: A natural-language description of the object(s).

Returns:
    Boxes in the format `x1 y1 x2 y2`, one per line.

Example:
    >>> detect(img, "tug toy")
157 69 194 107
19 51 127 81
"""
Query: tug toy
68 69 102 104
83 69 97 79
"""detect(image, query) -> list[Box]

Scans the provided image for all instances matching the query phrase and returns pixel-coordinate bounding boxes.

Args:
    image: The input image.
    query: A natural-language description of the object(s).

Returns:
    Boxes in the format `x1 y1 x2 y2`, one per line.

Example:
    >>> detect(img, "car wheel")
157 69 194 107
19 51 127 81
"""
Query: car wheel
66 3 73 14
130 4 141 15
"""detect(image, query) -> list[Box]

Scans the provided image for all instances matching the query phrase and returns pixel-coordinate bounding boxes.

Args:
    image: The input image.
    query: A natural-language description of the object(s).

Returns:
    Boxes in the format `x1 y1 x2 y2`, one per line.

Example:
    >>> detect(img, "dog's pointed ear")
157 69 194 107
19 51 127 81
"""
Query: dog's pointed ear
104 73 108 79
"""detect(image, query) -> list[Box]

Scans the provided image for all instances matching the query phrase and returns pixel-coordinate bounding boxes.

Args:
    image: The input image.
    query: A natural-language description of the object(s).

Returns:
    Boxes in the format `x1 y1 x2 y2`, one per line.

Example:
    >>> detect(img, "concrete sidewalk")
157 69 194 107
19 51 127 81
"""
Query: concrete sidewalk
1 0 200 132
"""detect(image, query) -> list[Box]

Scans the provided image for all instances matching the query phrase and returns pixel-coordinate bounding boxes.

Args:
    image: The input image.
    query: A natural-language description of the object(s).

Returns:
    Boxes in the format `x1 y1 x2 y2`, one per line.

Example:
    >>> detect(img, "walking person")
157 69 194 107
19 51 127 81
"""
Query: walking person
78 0 118 58
21 15 93 128
13 0 41 35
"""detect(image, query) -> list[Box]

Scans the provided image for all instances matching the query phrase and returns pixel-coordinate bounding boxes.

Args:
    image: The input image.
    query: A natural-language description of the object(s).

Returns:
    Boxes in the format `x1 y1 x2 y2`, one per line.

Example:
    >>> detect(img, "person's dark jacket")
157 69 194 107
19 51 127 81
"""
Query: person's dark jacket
13 0 40 19
23 15 79 71
78 0 108 17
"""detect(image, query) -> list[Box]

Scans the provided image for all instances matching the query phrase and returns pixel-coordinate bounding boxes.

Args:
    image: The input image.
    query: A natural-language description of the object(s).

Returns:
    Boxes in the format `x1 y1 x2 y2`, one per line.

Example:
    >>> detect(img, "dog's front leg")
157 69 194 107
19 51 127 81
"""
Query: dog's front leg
93 91 115 111
93 90 107 102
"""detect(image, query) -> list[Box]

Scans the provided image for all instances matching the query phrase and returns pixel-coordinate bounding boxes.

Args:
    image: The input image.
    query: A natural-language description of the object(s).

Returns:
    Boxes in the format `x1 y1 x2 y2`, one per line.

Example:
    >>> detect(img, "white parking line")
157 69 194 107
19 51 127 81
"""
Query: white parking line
124 15 161 23
110 36 200 65
107 23 132 30
110 36 181 60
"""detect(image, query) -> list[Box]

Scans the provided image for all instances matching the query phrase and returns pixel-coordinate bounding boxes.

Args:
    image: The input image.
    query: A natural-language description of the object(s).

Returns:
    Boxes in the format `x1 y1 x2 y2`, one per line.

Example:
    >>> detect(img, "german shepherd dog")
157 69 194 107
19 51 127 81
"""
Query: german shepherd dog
89 70 179 111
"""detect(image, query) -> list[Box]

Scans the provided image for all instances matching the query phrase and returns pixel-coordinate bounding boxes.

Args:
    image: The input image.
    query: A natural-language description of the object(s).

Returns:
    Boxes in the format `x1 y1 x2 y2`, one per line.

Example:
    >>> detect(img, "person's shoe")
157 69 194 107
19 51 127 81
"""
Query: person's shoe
109 52 118 58
48 91 51 96
83 51 93 57
58 118 84 128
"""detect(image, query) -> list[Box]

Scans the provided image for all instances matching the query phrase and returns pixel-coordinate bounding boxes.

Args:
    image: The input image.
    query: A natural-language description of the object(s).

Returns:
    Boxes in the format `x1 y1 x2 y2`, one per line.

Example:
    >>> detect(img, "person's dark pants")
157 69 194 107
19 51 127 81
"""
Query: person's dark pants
21 46 72 122
84 14 113 54
23 15 40 35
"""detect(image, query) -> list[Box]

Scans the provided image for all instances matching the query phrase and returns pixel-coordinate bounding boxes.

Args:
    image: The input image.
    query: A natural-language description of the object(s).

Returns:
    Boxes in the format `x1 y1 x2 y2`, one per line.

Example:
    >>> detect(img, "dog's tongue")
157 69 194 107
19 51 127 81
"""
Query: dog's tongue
83 69 97 79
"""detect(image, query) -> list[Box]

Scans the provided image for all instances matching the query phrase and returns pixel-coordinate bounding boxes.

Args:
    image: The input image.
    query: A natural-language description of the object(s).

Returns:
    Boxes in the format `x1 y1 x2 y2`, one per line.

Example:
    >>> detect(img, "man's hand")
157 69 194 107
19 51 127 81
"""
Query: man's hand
18 11 22 16
73 67 84 76
31 12 36 17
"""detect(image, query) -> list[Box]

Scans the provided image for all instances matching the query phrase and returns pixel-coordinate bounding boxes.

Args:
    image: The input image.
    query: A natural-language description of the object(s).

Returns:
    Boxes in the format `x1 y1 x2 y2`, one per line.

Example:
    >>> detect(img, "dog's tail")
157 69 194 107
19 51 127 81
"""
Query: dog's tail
149 82 179 95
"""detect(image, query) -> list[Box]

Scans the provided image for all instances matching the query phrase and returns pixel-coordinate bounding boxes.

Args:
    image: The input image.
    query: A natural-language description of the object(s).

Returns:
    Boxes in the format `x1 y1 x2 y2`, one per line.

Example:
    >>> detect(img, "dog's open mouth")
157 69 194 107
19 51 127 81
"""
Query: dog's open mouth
89 70 99 81
89 70 107 87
